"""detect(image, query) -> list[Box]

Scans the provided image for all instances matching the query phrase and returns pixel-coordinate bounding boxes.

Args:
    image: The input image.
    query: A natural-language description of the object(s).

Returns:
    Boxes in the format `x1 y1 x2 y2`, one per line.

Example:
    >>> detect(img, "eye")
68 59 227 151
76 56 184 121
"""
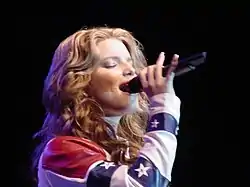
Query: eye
105 64 117 68
103 61 117 68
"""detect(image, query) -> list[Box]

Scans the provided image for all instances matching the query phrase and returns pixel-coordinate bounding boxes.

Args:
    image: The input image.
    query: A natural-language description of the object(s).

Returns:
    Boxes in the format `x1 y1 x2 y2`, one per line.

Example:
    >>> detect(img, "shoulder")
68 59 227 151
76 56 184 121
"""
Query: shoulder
44 136 105 155
41 136 106 178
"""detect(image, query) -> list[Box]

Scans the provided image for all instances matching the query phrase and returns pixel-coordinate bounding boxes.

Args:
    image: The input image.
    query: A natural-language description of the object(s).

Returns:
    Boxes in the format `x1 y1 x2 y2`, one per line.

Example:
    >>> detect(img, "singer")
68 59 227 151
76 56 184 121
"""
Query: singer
31 27 181 187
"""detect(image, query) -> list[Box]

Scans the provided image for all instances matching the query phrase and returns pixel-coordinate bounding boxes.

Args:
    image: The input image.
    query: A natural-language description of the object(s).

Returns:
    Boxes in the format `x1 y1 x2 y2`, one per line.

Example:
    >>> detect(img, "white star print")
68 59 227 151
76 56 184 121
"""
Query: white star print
134 163 151 178
151 119 159 128
100 162 115 169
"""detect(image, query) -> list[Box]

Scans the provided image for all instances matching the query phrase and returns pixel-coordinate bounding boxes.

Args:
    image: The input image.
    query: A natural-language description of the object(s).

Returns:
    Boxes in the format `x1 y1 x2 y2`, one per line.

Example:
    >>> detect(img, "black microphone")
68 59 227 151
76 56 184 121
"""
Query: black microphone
120 52 207 93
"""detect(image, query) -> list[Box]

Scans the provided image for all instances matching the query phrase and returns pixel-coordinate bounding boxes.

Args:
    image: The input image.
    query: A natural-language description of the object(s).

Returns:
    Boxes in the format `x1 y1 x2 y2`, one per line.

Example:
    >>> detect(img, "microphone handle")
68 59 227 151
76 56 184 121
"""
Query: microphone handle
121 52 207 93
163 51 207 76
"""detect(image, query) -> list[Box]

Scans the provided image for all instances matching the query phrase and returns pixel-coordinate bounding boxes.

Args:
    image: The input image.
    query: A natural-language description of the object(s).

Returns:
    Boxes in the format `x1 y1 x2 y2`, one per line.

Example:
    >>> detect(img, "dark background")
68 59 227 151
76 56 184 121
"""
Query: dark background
16 6 249 187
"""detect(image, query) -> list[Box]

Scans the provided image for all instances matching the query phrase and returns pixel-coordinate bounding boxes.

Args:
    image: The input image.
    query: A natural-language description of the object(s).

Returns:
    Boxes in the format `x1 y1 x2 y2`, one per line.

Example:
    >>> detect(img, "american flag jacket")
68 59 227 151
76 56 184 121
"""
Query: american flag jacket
37 93 181 187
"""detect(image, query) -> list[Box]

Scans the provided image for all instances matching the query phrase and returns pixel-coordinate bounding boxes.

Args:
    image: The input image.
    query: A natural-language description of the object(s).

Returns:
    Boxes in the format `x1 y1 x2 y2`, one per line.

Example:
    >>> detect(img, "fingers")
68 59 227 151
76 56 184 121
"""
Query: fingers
147 65 155 89
138 52 179 96
166 54 179 77
139 67 148 88
155 52 165 85
139 52 165 89
171 54 179 66
156 52 165 67
165 54 179 94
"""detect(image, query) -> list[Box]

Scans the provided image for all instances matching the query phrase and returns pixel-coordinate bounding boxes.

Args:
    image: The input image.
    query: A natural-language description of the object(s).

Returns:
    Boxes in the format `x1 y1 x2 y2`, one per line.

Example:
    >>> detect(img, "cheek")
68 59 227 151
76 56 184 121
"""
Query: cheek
91 71 118 92
91 80 117 99
89 74 126 103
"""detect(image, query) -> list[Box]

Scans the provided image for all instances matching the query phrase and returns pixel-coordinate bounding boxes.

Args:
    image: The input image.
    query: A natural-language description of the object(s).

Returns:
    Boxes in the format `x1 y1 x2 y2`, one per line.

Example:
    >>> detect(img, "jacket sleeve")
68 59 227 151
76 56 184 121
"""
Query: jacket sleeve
38 93 180 187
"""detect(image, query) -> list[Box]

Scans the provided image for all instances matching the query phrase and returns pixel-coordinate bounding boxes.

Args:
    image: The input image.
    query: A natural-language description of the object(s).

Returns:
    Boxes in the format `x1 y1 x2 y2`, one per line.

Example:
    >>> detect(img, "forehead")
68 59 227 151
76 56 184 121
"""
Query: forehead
96 38 131 59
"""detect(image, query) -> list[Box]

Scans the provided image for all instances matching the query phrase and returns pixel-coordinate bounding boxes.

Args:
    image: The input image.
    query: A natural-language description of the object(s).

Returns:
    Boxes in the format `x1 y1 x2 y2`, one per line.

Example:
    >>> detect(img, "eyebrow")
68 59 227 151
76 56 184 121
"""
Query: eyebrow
101 56 132 62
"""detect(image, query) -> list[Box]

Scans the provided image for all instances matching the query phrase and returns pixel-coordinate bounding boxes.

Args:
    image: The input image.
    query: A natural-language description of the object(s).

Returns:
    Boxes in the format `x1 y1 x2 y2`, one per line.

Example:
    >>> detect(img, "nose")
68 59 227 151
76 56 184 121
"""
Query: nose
121 60 136 77
123 69 135 77
122 66 136 77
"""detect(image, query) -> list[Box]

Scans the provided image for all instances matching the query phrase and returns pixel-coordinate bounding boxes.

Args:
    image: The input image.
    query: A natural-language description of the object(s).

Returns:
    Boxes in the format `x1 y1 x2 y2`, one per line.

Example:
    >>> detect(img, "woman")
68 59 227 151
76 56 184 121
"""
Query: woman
32 27 181 187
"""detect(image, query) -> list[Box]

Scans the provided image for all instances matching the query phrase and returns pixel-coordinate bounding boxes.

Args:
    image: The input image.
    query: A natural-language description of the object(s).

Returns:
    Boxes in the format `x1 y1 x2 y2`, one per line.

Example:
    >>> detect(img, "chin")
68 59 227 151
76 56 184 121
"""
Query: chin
103 94 140 116
119 92 131 102
101 89 138 112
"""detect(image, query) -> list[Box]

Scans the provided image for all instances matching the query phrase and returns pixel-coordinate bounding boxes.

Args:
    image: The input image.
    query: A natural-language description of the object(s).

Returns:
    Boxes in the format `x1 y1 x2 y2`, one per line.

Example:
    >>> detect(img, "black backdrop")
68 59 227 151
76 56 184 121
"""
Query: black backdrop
16 7 249 187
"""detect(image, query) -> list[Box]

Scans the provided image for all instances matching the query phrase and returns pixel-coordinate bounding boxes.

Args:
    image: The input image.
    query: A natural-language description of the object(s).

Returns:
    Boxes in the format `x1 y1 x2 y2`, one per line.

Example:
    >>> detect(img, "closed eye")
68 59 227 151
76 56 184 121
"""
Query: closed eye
100 56 133 68
105 64 117 68
102 60 117 68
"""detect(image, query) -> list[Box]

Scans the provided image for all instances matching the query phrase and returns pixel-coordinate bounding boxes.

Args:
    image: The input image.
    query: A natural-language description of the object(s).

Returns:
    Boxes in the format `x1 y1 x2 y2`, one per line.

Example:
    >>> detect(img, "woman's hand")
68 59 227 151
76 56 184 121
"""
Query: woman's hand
138 52 179 98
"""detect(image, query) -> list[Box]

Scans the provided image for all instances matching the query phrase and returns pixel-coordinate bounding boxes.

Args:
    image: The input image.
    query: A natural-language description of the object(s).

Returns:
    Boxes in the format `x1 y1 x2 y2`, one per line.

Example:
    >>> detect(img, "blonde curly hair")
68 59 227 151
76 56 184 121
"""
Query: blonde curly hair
32 27 149 177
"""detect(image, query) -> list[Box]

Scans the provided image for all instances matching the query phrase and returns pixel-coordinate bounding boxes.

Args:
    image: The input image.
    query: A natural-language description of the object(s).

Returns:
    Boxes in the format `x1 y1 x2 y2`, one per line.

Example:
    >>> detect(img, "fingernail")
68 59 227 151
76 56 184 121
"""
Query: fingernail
160 52 165 56
174 54 179 58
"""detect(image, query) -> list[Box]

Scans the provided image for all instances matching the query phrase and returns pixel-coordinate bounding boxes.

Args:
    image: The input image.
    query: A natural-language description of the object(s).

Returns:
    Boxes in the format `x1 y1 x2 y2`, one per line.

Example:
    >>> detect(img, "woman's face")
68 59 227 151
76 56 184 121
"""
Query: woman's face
89 38 138 116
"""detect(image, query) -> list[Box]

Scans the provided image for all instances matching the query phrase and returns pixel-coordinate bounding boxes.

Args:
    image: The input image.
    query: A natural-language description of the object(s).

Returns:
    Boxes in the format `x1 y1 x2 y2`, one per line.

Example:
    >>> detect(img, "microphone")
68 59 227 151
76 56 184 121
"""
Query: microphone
120 52 207 93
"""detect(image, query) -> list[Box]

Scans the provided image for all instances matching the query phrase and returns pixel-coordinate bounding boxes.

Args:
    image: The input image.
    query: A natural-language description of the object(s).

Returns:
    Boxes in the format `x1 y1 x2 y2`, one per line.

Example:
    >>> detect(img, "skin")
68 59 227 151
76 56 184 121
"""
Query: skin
89 38 179 116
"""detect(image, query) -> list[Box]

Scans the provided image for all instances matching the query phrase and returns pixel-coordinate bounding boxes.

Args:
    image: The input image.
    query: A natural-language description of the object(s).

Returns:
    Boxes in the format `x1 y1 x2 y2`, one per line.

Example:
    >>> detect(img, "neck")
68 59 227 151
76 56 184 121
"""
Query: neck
102 93 139 134
103 115 122 133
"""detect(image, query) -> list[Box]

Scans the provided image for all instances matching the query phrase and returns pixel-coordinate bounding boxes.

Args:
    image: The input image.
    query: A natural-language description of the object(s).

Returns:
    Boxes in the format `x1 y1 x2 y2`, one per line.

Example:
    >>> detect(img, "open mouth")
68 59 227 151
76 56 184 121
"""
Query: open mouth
119 82 130 93
119 76 143 94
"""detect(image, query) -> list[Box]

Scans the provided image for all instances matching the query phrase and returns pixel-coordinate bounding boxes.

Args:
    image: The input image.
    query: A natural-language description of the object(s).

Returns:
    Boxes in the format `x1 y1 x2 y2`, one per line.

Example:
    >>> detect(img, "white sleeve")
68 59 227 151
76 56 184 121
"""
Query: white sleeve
140 93 181 182
88 93 181 187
